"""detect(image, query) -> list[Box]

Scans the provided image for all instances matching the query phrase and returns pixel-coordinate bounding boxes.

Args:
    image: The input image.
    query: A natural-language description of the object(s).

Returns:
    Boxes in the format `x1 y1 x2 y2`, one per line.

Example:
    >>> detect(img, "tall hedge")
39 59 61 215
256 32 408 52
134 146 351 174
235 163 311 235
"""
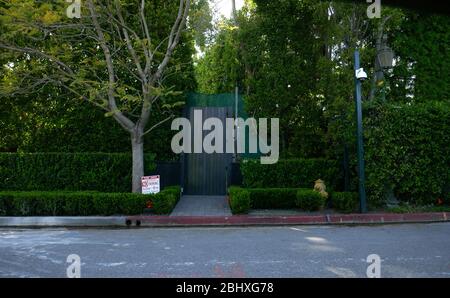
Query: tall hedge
240 158 341 190
365 101 450 205
0 153 155 192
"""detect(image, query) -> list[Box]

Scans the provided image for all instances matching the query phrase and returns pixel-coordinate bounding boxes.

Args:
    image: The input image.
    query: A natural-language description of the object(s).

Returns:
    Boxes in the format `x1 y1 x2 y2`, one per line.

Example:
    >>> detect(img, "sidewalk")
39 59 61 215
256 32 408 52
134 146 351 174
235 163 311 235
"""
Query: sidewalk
0 212 448 227
0 216 126 227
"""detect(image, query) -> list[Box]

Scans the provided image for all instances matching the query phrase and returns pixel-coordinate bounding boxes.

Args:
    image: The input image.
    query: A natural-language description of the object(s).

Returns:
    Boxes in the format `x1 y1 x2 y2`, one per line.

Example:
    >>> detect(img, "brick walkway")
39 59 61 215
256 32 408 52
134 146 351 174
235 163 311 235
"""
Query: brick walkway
170 195 232 216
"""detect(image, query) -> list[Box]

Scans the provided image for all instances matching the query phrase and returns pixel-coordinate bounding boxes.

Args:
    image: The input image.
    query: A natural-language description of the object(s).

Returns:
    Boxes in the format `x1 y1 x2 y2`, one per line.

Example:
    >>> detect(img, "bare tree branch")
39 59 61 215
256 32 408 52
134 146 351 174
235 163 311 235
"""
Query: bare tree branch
86 0 134 132
140 0 153 74
0 43 75 76
153 0 191 83
114 1 147 84
143 114 176 136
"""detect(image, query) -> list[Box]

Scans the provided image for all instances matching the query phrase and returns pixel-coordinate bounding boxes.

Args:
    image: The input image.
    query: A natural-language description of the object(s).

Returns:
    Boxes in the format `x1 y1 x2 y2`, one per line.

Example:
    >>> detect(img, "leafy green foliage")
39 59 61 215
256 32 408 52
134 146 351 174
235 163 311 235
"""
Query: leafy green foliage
295 189 326 211
248 188 300 209
0 191 147 216
240 158 341 190
331 192 359 213
228 186 251 214
0 0 198 161
0 186 180 216
365 101 450 205
387 202 450 214
152 185 181 214
190 0 214 51
241 0 330 157
195 0 381 158
195 23 241 94
0 153 155 192
230 187 323 210
390 13 450 102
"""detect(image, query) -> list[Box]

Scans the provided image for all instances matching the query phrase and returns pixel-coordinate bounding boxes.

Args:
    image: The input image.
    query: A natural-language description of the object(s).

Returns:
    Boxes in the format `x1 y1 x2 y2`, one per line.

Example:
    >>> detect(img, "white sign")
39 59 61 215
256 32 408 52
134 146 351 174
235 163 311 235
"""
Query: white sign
141 175 160 194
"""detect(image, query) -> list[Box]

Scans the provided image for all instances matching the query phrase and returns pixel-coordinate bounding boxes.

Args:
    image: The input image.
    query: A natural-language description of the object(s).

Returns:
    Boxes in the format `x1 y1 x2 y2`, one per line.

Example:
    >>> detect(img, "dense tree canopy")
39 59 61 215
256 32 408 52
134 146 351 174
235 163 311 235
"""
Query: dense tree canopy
195 0 449 159
0 0 204 161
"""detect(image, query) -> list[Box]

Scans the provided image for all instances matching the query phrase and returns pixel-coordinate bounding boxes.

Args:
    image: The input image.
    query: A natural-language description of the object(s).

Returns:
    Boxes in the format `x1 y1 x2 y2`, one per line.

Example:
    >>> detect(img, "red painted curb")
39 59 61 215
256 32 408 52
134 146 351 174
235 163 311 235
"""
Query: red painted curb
126 212 450 226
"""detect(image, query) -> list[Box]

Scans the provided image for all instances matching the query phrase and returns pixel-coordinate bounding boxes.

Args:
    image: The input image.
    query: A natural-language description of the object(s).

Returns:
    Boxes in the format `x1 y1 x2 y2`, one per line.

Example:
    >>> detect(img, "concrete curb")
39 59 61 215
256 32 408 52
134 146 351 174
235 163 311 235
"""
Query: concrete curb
0 216 126 227
127 212 450 227
0 212 448 228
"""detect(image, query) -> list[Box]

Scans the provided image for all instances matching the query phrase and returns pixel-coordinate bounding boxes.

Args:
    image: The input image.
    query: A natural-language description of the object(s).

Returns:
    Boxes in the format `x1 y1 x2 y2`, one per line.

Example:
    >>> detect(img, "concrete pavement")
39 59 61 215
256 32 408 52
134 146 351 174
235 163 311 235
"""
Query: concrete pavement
0 212 448 227
0 223 449 277
170 195 232 216
0 216 126 227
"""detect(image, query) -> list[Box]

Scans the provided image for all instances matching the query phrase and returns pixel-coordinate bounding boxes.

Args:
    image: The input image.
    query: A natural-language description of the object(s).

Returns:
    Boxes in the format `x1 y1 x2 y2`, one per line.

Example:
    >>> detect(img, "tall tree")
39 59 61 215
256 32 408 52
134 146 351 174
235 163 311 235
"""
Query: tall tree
0 0 192 192
196 0 334 156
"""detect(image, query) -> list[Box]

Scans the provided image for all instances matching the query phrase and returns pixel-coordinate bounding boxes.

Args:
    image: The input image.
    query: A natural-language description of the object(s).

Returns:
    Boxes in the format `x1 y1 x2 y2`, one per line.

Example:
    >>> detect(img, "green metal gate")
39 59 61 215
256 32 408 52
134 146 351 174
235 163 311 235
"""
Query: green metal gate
181 93 258 195
183 106 233 195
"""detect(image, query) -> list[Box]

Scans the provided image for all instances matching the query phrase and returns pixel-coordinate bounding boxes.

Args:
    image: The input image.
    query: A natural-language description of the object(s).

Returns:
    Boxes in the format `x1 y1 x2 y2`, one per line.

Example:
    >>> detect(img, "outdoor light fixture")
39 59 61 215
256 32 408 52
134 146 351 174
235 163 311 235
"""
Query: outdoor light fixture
375 36 395 101
377 35 395 69
377 46 395 69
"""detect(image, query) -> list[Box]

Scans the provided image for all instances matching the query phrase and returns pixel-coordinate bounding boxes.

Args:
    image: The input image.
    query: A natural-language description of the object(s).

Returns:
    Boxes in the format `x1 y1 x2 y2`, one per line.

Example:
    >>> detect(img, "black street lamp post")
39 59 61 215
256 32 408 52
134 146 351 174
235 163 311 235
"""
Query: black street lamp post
354 49 368 213
353 43 394 213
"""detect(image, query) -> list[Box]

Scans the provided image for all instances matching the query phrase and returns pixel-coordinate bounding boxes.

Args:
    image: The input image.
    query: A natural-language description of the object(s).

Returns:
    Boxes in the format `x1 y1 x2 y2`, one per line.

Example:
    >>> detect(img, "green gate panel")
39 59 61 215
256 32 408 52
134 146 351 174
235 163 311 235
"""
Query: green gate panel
182 93 261 195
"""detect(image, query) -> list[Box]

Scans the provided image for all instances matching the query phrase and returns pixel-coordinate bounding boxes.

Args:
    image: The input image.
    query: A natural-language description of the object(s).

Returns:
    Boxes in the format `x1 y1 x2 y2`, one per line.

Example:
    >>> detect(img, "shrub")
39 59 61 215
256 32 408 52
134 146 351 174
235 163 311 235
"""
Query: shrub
92 193 122 215
0 190 182 216
63 192 97 216
152 186 181 215
0 192 11 215
240 158 341 190
365 101 450 206
0 153 155 192
331 192 359 213
248 188 299 209
388 203 450 214
228 187 251 214
296 189 326 211
1 191 82 216
162 185 182 199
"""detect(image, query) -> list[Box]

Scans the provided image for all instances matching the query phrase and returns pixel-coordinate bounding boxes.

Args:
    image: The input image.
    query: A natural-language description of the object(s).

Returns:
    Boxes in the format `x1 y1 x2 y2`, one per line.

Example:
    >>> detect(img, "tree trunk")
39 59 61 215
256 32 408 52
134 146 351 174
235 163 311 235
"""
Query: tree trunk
131 130 144 193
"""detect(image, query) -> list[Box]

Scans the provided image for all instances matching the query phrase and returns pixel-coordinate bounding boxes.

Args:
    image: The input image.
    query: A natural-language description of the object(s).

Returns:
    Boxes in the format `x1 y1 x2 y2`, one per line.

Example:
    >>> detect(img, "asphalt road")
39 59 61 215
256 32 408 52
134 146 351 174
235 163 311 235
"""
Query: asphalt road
0 223 449 278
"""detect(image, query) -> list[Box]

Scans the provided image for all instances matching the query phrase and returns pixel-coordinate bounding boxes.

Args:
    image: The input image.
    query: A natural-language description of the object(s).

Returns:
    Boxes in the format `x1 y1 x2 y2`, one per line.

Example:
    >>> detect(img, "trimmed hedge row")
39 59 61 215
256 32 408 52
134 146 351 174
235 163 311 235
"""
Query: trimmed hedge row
240 158 341 190
0 153 155 192
248 188 299 209
228 187 327 214
228 187 361 214
228 187 251 214
0 186 181 216
296 189 326 211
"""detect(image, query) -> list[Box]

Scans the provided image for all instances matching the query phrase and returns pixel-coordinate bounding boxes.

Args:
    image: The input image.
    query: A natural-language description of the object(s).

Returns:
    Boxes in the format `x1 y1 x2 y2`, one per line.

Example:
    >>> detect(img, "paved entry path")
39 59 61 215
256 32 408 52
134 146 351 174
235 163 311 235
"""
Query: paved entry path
170 195 232 216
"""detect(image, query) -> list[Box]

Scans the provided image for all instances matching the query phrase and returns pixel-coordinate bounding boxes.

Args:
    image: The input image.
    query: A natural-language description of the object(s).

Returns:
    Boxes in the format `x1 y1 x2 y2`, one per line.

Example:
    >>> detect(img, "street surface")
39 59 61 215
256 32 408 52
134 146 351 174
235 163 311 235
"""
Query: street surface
0 223 449 277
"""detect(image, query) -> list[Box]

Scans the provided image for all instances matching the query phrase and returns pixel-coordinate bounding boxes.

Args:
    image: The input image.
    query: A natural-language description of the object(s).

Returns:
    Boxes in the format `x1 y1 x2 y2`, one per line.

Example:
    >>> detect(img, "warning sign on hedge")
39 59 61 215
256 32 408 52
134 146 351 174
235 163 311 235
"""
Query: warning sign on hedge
141 175 160 194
